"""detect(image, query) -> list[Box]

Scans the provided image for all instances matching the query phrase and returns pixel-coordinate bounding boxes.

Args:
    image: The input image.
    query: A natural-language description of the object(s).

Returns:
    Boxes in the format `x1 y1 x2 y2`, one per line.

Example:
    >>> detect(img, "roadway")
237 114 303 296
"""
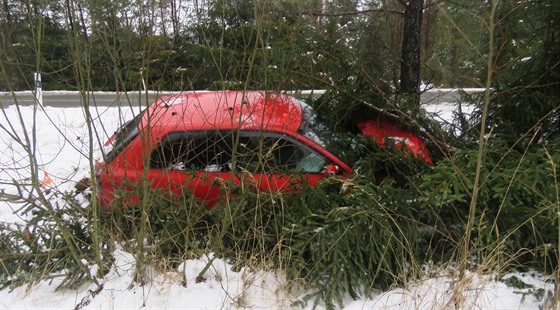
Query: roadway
0 91 180 108
0 89 484 107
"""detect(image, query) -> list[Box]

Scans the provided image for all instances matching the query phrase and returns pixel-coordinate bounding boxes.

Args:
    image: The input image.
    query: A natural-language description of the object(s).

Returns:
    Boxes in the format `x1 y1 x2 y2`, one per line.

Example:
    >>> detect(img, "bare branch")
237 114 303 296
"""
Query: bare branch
298 8 404 17
394 0 409 7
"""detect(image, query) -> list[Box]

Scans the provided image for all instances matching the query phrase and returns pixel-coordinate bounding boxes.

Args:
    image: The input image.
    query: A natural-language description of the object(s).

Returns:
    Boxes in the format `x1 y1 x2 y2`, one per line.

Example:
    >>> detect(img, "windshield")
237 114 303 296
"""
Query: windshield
297 101 340 156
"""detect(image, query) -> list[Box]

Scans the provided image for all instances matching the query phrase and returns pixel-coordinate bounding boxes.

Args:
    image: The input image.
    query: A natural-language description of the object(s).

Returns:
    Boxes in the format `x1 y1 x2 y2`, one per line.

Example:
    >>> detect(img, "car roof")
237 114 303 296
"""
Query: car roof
145 91 303 134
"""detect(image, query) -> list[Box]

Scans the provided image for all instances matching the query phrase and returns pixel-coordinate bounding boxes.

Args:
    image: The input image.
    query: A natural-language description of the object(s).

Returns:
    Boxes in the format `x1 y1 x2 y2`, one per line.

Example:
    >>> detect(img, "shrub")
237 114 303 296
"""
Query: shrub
102 184 213 268
419 140 560 270
0 191 111 290
207 170 427 309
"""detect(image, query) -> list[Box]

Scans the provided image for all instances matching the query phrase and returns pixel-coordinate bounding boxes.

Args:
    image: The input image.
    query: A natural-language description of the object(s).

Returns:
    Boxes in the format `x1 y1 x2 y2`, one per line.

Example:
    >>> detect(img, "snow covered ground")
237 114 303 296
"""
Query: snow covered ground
0 100 556 309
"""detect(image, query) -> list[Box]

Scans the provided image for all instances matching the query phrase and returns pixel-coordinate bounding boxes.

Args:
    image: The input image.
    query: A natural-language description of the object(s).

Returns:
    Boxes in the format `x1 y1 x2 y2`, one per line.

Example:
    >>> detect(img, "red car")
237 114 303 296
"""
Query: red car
95 91 431 208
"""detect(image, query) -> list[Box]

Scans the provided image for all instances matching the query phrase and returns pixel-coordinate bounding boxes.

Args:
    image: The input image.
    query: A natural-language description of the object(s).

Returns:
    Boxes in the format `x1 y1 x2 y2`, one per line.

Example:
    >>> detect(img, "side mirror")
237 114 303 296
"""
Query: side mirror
323 164 340 177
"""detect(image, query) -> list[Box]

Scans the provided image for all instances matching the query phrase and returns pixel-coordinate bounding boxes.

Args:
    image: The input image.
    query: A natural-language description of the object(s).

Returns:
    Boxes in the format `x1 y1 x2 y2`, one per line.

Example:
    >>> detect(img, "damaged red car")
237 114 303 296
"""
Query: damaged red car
95 91 431 208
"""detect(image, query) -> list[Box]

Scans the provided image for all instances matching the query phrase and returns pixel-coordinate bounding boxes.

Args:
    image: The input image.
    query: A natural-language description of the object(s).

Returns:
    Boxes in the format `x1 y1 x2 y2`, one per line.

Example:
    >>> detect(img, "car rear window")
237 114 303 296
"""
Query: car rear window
104 110 145 164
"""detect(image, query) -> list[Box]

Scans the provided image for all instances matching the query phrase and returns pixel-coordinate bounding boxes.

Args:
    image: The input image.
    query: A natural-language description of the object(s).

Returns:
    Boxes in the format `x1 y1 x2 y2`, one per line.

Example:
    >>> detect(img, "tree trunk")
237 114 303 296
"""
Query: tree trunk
2 0 11 24
399 0 424 102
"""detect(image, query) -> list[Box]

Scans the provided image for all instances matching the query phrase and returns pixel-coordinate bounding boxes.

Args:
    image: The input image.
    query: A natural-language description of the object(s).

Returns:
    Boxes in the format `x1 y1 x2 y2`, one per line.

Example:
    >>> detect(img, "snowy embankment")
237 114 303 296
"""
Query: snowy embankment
3 248 554 309
0 100 555 309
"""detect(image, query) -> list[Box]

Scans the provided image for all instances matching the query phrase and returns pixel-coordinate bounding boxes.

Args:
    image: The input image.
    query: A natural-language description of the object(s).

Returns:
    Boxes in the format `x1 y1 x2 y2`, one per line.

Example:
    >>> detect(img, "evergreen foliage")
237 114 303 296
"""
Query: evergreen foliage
419 140 560 270
204 171 428 309
107 185 212 263
485 0 560 146
0 191 111 290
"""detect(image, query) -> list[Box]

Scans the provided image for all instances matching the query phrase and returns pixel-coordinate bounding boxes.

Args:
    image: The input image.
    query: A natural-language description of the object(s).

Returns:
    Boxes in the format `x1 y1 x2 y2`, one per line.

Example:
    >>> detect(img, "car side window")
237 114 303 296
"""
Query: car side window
150 131 327 174
235 133 327 174
150 132 233 172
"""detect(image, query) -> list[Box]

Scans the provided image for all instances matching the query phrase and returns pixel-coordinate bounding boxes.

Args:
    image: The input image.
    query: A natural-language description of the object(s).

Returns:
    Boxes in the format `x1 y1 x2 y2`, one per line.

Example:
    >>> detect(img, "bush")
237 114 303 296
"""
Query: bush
0 191 111 290
102 183 213 268
419 140 560 270
206 171 427 309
